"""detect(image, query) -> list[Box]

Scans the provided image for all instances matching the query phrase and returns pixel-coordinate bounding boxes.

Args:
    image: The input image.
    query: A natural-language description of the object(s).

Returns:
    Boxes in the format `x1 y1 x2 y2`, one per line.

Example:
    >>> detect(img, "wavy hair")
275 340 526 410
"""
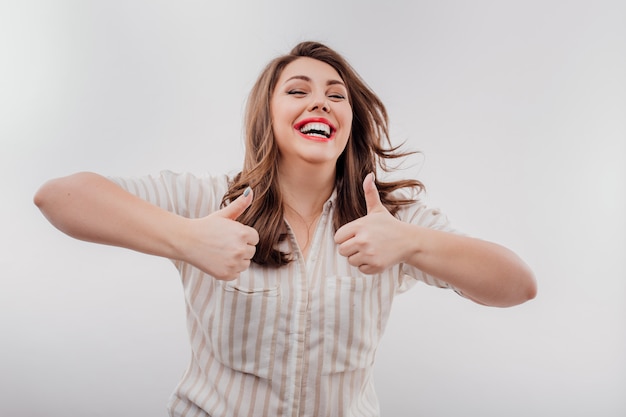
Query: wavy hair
222 41 423 266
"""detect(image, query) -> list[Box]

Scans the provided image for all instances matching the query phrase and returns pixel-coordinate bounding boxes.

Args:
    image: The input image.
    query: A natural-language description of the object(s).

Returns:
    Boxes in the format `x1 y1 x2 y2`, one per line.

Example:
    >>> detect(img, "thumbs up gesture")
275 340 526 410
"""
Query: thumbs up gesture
182 187 259 280
334 173 407 274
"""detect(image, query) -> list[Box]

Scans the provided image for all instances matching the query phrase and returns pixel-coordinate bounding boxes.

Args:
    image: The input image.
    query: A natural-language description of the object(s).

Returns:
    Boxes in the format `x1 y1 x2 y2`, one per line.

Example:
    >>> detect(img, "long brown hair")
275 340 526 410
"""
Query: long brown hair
222 41 423 266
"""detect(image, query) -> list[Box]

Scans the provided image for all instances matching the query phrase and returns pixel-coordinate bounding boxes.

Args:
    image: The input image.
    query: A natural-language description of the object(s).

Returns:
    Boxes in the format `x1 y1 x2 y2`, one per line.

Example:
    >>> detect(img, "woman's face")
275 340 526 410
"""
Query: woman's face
271 57 353 172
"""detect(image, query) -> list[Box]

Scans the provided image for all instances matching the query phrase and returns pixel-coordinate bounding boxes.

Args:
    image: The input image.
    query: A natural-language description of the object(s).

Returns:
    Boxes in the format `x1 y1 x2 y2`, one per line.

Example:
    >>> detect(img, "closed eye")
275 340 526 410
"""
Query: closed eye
287 89 307 96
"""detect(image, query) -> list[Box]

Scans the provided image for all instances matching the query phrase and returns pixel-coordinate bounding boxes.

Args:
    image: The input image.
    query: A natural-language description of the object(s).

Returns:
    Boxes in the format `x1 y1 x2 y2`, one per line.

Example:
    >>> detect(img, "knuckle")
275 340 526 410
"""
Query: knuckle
233 228 248 241
232 247 244 257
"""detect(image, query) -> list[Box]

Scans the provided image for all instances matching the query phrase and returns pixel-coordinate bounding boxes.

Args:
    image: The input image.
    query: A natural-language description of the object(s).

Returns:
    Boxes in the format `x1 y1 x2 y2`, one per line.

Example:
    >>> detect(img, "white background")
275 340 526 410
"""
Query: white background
1 1 625 416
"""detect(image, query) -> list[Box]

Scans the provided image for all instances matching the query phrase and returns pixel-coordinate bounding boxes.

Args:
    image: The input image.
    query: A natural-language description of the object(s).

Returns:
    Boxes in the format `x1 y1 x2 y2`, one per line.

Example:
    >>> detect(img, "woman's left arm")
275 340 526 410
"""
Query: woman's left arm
334 174 537 307
399 226 537 307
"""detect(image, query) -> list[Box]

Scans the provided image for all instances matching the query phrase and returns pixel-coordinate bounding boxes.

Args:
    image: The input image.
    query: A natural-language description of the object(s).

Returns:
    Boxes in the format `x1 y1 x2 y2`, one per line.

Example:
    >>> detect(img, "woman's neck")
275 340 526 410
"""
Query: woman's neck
278 162 335 218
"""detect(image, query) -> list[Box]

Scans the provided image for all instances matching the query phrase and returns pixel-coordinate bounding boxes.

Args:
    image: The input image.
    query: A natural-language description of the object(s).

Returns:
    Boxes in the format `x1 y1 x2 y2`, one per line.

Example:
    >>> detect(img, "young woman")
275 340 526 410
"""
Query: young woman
34 41 536 417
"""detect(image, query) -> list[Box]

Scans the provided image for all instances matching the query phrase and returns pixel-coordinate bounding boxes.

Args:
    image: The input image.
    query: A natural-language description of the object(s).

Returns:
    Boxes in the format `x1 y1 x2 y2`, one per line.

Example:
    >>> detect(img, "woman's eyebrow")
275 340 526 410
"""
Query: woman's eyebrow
284 75 346 87
327 79 346 87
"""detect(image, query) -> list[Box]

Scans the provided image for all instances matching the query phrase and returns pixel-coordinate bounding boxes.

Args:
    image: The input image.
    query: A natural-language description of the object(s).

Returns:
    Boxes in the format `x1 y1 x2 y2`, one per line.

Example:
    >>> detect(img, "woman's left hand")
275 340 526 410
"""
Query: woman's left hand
334 173 409 274
334 174 537 306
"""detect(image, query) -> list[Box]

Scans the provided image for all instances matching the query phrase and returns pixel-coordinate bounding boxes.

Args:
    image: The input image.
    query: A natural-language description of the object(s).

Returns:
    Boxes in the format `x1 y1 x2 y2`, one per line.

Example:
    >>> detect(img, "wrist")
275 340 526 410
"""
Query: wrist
167 216 194 263
401 223 427 266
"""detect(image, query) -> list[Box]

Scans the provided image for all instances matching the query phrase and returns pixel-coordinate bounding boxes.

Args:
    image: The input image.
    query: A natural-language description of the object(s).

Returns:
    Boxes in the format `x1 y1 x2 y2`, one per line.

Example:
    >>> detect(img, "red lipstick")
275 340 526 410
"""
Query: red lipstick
293 118 336 142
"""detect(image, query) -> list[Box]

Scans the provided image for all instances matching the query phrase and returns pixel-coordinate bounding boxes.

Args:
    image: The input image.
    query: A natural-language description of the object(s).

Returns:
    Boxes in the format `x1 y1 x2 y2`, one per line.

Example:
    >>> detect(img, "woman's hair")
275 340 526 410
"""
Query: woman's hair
222 41 423 266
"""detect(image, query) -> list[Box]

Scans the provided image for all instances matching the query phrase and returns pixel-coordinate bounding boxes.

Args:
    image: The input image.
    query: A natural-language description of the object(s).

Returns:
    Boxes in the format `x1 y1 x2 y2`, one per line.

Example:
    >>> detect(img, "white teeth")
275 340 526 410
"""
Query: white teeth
299 122 331 138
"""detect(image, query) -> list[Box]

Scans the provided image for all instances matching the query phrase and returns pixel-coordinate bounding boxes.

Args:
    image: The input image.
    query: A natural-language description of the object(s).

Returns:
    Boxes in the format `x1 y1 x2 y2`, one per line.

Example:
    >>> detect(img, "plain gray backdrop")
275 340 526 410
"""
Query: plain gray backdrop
1 0 625 416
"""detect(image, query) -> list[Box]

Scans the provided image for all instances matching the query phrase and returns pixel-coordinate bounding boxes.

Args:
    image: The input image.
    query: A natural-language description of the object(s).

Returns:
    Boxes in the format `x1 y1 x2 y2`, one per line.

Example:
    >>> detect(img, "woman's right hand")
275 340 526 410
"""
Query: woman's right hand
34 172 258 281
179 189 259 280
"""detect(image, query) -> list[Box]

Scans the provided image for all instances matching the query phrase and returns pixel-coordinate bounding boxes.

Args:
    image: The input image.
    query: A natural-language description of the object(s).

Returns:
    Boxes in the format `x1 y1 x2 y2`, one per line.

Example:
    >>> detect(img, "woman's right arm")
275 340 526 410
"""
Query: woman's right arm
34 172 259 280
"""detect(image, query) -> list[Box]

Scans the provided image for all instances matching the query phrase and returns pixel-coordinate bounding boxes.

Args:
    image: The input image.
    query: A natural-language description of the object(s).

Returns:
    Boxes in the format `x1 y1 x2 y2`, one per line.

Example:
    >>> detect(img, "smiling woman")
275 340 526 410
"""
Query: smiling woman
272 57 352 172
33 41 536 417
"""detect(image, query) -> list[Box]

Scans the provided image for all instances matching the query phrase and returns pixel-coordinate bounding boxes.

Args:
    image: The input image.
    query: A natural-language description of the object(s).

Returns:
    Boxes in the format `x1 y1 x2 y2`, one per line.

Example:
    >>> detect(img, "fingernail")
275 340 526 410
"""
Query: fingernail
243 187 251 197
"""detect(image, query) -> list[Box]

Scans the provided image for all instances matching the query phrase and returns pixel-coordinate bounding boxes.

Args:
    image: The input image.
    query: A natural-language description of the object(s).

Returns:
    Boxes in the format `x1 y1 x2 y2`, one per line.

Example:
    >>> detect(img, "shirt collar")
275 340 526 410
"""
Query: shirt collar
325 189 337 211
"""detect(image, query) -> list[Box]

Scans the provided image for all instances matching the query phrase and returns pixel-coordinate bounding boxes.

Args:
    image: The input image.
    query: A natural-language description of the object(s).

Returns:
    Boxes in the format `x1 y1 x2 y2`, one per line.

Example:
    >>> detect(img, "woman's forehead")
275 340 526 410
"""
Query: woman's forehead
277 57 344 85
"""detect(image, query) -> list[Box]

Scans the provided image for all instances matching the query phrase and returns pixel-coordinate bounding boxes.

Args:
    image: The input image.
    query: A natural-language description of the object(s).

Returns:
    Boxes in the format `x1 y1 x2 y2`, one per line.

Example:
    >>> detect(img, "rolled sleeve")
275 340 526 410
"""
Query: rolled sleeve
395 192 463 292
108 170 229 218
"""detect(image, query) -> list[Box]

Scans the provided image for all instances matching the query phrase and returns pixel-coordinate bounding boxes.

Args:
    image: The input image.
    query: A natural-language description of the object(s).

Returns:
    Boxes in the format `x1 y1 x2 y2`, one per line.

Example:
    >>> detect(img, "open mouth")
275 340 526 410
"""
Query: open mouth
294 118 335 141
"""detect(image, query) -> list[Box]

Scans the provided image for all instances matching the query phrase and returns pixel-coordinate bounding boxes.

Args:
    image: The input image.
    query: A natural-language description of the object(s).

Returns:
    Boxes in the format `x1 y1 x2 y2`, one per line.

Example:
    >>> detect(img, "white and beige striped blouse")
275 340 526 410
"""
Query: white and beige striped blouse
110 171 456 417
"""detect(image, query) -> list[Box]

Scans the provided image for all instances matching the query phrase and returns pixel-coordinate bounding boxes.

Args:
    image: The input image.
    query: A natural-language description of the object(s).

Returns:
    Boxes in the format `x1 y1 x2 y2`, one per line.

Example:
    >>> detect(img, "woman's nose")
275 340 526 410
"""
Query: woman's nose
308 95 330 113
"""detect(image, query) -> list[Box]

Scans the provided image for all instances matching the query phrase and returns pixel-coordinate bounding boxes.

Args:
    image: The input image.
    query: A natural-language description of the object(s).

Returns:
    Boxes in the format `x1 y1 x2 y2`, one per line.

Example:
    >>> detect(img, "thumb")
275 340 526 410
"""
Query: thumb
218 187 253 220
363 173 383 213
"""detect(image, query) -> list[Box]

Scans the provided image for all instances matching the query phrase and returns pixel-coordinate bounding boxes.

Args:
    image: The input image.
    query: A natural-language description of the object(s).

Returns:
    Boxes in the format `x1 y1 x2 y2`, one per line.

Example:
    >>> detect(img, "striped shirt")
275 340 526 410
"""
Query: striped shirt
110 170 456 417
